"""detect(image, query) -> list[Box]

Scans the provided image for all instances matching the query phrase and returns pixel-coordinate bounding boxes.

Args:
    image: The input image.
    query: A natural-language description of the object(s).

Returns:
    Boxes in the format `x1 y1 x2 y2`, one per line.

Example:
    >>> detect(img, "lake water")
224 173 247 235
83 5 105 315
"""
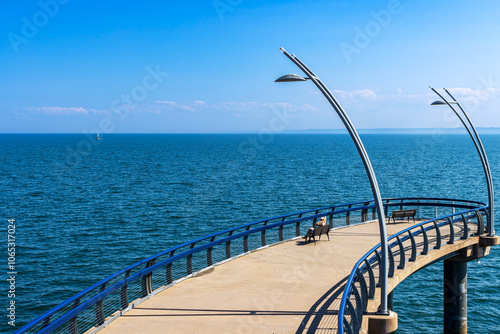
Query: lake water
1 133 499 333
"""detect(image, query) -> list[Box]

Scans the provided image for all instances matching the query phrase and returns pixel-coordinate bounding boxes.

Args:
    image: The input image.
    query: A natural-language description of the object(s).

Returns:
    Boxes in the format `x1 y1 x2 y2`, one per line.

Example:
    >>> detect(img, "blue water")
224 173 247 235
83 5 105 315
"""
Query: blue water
1 134 499 333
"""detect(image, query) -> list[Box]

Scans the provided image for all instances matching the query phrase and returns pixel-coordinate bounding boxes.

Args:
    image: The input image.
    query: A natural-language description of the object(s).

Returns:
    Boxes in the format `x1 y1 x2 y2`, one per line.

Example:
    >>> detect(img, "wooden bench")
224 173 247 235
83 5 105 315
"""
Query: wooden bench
304 225 331 244
389 209 416 224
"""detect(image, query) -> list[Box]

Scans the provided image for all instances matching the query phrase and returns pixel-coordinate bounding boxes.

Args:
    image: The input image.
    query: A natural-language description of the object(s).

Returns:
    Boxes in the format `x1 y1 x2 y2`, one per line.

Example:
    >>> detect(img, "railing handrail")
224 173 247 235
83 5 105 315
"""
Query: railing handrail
337 205 488 334
382 197 484 205
16 197 485 334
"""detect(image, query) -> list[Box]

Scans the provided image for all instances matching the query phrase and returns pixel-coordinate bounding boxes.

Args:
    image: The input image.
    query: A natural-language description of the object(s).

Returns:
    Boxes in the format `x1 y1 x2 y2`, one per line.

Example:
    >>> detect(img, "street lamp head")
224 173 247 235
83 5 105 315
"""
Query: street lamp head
275 74 309 82
431 100 458 106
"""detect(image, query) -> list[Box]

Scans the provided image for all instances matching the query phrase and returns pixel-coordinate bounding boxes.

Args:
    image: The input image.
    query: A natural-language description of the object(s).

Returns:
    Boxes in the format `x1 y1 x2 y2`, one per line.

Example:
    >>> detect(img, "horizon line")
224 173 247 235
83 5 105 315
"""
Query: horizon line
2 127 500 135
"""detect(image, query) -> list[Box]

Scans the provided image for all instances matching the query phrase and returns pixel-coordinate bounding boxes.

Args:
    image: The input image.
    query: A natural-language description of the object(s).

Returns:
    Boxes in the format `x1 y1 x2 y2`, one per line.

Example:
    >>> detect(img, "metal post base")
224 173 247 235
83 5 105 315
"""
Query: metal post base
367 311 398 334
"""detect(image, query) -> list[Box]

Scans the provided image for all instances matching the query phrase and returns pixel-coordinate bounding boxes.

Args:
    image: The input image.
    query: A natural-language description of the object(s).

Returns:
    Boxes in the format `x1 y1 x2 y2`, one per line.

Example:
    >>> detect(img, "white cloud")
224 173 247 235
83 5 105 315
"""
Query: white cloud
333 89 377 99
154 100 196 111
333 88 429 102
154 100 178 106
152 101 316 113
19 101 317 118
24 107 106 115
447 87 500 101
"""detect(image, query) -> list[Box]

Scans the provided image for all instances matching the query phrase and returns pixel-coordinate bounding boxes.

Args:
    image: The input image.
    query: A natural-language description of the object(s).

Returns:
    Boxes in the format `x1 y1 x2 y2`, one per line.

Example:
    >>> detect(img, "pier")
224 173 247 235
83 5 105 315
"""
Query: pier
16 198 499 334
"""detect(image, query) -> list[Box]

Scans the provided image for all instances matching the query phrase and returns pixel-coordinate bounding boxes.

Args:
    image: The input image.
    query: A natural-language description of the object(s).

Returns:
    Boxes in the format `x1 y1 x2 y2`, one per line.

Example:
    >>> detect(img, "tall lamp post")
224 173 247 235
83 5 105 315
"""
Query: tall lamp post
430 87 495 236
275 48 390 314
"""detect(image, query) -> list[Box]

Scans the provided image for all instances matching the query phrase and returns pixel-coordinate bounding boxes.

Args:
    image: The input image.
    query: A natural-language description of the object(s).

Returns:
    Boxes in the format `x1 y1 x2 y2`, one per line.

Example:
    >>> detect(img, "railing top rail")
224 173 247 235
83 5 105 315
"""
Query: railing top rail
337 205 488 334
17 197 486 334
382 197 484 205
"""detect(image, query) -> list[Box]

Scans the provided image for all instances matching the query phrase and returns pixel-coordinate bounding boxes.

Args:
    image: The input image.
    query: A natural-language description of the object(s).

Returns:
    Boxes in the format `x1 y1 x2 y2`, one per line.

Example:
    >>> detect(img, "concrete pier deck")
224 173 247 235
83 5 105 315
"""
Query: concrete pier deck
98 220 424 334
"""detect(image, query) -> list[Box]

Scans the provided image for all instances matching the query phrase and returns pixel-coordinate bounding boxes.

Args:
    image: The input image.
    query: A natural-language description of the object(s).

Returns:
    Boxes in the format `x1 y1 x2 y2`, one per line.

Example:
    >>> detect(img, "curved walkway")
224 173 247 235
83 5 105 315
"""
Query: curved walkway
96 220 472 334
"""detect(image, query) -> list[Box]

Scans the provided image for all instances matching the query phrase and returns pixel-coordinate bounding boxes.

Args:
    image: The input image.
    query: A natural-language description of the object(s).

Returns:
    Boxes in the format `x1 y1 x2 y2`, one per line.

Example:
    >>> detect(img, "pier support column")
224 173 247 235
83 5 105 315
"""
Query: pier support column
387 291 393 311
443 259 467 334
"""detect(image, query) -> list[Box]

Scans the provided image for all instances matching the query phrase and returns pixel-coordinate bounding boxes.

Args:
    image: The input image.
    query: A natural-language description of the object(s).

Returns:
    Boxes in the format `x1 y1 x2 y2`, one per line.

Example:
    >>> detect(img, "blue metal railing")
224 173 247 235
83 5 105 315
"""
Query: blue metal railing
338 204 488 334
16 197 484 334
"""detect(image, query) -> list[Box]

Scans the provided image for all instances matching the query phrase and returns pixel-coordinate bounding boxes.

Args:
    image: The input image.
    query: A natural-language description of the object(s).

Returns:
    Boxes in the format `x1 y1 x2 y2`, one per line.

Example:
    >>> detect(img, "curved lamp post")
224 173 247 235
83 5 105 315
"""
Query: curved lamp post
275 48 390 314
430 87 495 236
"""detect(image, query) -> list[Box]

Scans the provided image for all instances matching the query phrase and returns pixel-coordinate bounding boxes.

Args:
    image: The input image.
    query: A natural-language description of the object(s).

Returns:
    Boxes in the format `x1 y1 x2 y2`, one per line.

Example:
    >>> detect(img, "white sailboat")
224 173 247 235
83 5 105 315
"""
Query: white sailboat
97 133 101 140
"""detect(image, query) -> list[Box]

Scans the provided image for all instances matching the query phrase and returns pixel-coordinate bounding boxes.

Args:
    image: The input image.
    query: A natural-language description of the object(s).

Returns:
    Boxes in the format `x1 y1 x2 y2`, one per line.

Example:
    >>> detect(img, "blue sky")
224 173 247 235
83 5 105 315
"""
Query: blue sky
1 0 500 133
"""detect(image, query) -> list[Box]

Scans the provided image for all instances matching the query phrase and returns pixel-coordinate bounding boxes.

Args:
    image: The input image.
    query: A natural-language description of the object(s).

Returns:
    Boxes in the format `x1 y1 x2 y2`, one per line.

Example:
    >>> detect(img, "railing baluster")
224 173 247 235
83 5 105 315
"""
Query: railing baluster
352 285 363 326
374 250 381 287
295 221 301 237
361 202 369 222
396 236 406 269
408 231 417 261
207 237 215 267
484 209 490 232
243 226 250 252
225 231 234 259
343 315 355 334
312 210 320 227
447 217 455 244
475 210 485 235
42 315 51 328
452 201 455 214
388 246 395 278
68 297 80 334
96 283 106 326
420 225 428 255
364 259 375 299
279 217 285 241
186 243 195 276
400 199 404 210
121 270 131 310
261 221 268 246
346 204 352 225
166 250 176 284
433 221 442 249
356 268 369 312
296 213 303 237
346 297 360 332
435 200 438 218
329 207 335 227
460 213 469 240
142 259 156 297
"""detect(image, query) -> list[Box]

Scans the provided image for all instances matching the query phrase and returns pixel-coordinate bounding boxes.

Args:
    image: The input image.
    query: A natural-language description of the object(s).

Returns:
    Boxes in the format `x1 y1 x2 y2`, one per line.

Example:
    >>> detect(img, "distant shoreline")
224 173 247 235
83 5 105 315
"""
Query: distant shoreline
3 128 500 135
279 128 500 135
